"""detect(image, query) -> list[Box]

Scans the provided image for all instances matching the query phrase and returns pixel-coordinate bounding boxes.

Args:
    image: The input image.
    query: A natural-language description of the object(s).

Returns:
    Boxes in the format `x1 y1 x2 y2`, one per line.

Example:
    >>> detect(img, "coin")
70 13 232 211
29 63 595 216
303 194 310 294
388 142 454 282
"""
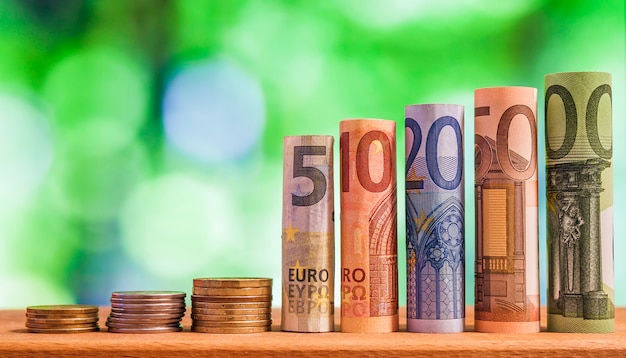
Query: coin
108 311 185 320
193 278 272 288
26 305 99 314
26 317 99 325
26 322 99 329
111 291 186 299
191 313 270 322
191 295 271 303
110 298 184 304
110 302 186 309
190 301 271 309
107 326 182 334
191 319 271 327
190 325 271 334
110 306 186 313
191 307 271 316
105 321 181 328
192 286 272 296
26 312 99 319
106 317 182 325
27 326 100 334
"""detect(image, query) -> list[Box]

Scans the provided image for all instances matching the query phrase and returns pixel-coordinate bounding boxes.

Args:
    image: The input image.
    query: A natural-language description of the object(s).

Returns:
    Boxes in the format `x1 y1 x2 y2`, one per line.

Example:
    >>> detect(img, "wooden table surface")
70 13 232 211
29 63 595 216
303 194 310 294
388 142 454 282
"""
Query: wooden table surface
1 307 625 357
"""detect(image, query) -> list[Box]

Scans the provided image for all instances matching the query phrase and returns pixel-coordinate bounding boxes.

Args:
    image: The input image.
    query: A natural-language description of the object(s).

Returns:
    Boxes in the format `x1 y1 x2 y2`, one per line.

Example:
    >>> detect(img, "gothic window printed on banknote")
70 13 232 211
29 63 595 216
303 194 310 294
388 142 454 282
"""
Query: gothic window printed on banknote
545 72 614 333
282 136 334 332
405 104 465 333
474 87 540 333
340 119 399 333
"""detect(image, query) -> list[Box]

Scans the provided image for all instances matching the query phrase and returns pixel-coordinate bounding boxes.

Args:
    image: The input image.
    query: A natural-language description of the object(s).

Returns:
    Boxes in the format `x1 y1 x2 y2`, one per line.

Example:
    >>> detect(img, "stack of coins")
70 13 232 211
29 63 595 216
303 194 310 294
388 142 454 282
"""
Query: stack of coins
25 305 100 333
191 278 272 333
106 291 186 333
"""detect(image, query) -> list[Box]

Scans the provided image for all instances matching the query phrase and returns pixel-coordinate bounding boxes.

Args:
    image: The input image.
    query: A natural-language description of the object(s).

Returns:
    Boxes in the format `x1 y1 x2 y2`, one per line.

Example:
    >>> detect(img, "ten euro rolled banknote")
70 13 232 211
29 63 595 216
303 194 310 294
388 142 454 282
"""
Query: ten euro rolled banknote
340 119 398 333
545 72 614 333
282 135 334 332
405 104 465 333
474 87 540 333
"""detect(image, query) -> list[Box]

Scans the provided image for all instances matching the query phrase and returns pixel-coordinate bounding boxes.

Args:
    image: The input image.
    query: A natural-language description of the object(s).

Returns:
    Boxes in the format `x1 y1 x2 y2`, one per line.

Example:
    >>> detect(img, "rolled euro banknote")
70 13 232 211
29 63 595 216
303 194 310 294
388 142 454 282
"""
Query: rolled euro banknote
405 104 465 333
474 87 540 333
545 72 614 333
340 119 398 333
282 135 334 332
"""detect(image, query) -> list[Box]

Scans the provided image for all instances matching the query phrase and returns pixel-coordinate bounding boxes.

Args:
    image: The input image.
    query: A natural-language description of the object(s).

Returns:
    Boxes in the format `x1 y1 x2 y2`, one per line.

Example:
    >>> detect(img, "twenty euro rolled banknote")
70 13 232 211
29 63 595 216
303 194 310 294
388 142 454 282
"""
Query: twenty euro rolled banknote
405 104 465 333
340 119 398 333
474 87 540 333
282 135 334 332
545 72 614 333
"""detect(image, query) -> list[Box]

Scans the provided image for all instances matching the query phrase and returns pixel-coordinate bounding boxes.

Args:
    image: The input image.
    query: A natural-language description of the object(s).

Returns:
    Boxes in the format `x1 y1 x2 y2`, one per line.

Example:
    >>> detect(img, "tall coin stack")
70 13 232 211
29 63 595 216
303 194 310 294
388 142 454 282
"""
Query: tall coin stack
25 305 100 333
191 278 273 333
106 291 186 333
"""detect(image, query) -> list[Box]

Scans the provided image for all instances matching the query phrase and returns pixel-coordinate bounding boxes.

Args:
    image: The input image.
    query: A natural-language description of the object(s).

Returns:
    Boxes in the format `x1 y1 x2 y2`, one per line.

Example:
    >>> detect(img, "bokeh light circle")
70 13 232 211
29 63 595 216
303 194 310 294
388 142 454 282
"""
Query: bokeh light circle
163 58 266 164
0 91 53 211
119 173 241 278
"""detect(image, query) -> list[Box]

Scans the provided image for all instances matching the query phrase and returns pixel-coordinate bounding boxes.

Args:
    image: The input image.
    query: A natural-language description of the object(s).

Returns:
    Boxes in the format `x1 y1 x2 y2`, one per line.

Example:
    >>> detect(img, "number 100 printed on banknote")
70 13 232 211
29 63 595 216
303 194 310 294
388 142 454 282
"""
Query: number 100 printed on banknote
545 72 614 333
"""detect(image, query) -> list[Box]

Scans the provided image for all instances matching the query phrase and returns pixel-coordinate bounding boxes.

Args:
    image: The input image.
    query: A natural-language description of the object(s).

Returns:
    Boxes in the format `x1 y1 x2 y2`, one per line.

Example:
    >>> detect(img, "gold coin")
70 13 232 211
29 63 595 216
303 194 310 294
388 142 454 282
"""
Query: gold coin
26 317 99 325
192 278 272 288
191 319 271 327
111 291 186 299
191 301 271 309
26 305 99 315
26 312 99 319
27 326 100 334
107 326 182 334
190 325 270 334
26 322 99 329
192 286 272 296
191 307 271 316
191 295 271 303
191 313 270 322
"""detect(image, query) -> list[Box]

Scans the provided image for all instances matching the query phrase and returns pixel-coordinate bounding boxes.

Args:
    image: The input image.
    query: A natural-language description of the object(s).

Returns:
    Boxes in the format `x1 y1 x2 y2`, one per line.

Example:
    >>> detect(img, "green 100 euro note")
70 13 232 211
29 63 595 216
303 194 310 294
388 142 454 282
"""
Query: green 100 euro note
545 72 614 333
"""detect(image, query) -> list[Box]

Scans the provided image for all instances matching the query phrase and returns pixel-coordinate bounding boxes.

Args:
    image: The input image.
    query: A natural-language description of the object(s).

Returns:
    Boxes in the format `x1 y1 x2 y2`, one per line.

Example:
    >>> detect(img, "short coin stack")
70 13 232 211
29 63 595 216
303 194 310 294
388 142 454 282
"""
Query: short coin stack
191 278 272 333
106 291 186 333
25 305 100 333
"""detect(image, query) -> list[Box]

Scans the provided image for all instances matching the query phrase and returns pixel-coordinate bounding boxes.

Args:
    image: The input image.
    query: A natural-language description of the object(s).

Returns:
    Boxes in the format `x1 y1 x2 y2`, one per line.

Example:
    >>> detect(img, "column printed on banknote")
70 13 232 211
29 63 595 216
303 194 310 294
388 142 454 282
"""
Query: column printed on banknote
474 87 540 333
340 119 398 333
282 136 334 332
545 72 614 333
405 104 465 333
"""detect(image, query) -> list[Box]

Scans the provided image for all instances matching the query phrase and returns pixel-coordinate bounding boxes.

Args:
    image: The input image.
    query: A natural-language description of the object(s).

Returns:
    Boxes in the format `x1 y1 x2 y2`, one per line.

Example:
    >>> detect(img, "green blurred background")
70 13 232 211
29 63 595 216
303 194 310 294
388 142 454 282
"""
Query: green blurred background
0 0 623 308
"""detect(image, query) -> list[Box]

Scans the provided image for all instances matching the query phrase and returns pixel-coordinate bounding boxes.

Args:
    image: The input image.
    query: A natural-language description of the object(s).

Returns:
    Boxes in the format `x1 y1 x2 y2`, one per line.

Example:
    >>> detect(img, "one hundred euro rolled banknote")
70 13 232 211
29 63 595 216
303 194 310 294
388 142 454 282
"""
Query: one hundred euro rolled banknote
405 104 465 333
340 119 398 333
282 135 334 332
474 87 540 333
545 72 614 333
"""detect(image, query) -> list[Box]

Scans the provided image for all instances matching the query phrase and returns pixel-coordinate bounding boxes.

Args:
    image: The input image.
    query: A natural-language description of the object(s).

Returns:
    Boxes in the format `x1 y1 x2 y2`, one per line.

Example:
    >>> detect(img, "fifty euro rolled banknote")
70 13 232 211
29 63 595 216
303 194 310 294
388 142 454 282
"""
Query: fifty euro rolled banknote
405 104 465 333
545 72 614 333
474 87 540 333
282 135 334 332
340 119 398 333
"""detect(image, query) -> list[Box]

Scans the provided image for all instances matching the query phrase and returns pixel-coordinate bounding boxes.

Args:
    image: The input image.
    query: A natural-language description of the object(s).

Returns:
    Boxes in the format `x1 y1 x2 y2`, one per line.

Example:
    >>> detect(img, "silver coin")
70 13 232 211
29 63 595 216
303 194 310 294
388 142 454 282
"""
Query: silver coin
107 326 183 334
111 291 186 299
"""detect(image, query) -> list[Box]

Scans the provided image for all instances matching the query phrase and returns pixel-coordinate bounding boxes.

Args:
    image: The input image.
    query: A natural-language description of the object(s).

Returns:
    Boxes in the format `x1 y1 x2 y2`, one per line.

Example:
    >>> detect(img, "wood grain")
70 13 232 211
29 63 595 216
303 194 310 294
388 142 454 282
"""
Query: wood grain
0 307 625 357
